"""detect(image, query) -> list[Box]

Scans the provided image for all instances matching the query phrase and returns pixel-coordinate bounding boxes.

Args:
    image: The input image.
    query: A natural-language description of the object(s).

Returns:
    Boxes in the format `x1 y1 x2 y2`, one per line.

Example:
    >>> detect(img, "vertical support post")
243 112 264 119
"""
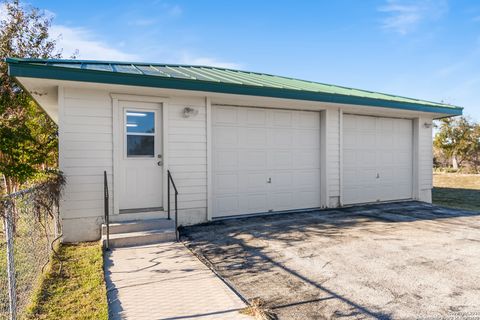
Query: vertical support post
167 171 171 220
167 170 170 220
175 192 178 241
104 171 110 251
4 207 17 320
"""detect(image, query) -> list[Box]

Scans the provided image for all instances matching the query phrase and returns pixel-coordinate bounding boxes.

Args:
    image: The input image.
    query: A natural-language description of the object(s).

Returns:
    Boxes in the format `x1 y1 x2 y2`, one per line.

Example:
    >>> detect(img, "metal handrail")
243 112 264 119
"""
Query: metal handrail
104 171 110 250
167 170 179 241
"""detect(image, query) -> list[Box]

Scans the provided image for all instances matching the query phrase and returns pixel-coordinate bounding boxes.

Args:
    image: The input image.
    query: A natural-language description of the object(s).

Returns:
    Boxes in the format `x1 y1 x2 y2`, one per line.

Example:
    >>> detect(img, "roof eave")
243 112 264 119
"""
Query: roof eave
7 61 463 116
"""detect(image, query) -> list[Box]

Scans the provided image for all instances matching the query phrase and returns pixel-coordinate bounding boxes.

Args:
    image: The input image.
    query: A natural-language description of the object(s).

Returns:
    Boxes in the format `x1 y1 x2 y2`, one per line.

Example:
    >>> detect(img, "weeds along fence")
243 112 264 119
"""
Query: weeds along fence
0 185 62 320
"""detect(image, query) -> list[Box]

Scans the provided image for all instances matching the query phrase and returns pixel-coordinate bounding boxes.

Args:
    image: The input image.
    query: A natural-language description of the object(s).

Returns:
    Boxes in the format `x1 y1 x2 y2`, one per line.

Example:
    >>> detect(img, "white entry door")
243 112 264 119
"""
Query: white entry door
118 101 163 211
343 114 413 205
212 106 321 218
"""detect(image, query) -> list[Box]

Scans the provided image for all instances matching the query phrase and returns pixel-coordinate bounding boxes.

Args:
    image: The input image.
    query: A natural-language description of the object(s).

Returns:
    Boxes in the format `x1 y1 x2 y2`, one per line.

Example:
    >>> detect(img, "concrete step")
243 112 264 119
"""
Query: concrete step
109 210 169 222
102 219 175 234
103 229 176 248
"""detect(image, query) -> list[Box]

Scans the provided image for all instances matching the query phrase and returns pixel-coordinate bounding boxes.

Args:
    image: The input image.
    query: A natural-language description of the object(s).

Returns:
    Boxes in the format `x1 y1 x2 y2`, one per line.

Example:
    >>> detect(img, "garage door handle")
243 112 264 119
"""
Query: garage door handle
267 177 272 183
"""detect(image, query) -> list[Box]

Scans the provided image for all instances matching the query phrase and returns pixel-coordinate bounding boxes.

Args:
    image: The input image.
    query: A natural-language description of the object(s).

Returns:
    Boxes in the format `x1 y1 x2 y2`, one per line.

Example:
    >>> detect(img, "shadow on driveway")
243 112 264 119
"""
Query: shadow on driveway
181 201 480 319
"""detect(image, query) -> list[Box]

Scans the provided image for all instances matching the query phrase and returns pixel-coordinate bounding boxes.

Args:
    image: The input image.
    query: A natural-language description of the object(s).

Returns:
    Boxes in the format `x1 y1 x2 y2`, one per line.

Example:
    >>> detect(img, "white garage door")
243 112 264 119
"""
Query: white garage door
343 114 413 205
212 106 321 218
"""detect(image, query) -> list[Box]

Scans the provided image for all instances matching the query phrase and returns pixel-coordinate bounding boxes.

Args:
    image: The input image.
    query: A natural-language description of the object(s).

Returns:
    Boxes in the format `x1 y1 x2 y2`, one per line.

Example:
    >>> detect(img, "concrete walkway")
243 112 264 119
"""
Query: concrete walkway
105 242 250 320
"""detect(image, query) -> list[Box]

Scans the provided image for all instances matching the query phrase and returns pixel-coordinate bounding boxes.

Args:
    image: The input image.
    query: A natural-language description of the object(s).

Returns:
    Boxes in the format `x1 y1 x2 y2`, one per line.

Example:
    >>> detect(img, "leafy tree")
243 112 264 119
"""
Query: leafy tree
469 124 480 172
0 0 61 194
434 116 479 170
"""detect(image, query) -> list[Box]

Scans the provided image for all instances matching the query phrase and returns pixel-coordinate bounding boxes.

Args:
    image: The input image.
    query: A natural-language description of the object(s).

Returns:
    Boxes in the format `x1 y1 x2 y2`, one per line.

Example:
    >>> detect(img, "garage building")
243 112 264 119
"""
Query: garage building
7 58 462 242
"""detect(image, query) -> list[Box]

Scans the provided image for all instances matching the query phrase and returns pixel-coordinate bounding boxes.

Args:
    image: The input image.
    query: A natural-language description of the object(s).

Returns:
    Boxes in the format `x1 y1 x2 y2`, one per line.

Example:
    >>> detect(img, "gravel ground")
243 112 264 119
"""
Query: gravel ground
181 201 480 319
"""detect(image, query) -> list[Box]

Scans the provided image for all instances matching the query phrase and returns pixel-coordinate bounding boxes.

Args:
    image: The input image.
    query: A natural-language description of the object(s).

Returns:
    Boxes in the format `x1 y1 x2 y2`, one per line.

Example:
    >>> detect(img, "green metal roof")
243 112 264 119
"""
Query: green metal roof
6 57 462 115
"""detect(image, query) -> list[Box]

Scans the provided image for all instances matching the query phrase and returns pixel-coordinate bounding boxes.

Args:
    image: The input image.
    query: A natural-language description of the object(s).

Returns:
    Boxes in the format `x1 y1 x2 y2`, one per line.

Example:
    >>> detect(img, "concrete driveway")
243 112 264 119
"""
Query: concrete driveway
181 201 480 319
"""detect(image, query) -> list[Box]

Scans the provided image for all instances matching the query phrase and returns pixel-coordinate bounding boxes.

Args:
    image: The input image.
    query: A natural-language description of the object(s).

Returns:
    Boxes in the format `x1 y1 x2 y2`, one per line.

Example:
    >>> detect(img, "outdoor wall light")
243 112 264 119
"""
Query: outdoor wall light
182 107 199 118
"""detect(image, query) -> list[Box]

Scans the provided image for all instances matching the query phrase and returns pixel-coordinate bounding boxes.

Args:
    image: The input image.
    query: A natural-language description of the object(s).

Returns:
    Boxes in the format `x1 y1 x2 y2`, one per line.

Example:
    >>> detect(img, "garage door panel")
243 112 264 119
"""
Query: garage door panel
294 150 319 168
395 151 412 165
214 173 238 194
270 128 294 147
214 196 239 216
213 106 321 217
360 151 376 165
272 110 293 127
395 134 411 148
359 133 376 148
239 193 268 213
343 150 357 167
239 150 267 170
214 107 238 124
239 127 268 147
294 130 320 148
378 167 394 181
343 133 357 149
239 172 269 192
343 168 359 186
358 116 376 131
378 151 395 164
294 171 320 189
296 190 321 208
378 118 393 132
269 192 294 210
270 172 293 190
378 134 394 146
246 109 267 126
215 150 238 171
299 111 320 128
269 151 293 169
395 167 412 183
343 114 413 205
213 127 238 147
358 168 377 185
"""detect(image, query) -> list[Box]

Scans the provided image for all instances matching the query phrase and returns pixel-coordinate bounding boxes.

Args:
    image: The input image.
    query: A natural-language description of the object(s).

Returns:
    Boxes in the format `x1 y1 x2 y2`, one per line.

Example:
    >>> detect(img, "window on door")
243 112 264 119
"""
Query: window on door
125 110 155 157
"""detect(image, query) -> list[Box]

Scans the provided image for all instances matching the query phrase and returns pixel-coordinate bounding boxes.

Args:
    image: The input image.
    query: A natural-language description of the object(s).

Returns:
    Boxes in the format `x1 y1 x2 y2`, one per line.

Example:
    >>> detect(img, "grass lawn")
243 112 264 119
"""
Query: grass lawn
433 173 480 211
26 242 108 320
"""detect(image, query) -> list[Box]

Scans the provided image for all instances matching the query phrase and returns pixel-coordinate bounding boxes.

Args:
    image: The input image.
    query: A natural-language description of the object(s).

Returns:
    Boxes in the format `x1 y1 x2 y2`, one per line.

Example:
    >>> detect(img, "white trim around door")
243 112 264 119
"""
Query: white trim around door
111 94 169 215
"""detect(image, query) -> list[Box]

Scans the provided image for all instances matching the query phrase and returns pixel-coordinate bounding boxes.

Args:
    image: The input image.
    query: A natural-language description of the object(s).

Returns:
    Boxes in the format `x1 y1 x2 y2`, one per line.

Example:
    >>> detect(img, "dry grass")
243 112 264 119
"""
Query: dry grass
240 298 277 320
433 173 480 211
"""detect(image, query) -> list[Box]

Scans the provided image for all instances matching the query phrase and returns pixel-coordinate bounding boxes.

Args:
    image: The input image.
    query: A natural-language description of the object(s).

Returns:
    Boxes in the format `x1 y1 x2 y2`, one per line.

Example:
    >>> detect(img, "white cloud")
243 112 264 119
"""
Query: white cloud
378 0 448 35
179 53 241 69
50 25 139 61
167 4 182 17
152 1 183 17
50 24 241 68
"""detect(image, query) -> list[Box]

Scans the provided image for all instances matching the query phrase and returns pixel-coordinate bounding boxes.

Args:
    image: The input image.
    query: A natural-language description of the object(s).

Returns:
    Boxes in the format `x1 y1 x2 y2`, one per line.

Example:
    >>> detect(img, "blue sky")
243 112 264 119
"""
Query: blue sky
20 0 480 119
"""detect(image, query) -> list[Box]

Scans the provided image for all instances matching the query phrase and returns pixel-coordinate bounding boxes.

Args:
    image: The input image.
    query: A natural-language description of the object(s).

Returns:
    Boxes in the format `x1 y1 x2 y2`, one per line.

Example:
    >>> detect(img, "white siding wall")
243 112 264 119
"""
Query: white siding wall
418 116 434 202
59 88 113 242
327 108 341 206
167 102 207 225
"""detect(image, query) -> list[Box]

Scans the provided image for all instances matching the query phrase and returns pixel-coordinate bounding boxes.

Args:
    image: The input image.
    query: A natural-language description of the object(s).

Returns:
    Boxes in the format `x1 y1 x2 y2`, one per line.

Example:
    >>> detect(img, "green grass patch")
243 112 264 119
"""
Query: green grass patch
433 173 480 211
26 242 108 320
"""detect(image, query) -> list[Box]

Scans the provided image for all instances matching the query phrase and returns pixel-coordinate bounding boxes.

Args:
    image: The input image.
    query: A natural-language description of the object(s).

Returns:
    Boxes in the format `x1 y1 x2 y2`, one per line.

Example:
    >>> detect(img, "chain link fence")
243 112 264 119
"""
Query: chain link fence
0 188 60 320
